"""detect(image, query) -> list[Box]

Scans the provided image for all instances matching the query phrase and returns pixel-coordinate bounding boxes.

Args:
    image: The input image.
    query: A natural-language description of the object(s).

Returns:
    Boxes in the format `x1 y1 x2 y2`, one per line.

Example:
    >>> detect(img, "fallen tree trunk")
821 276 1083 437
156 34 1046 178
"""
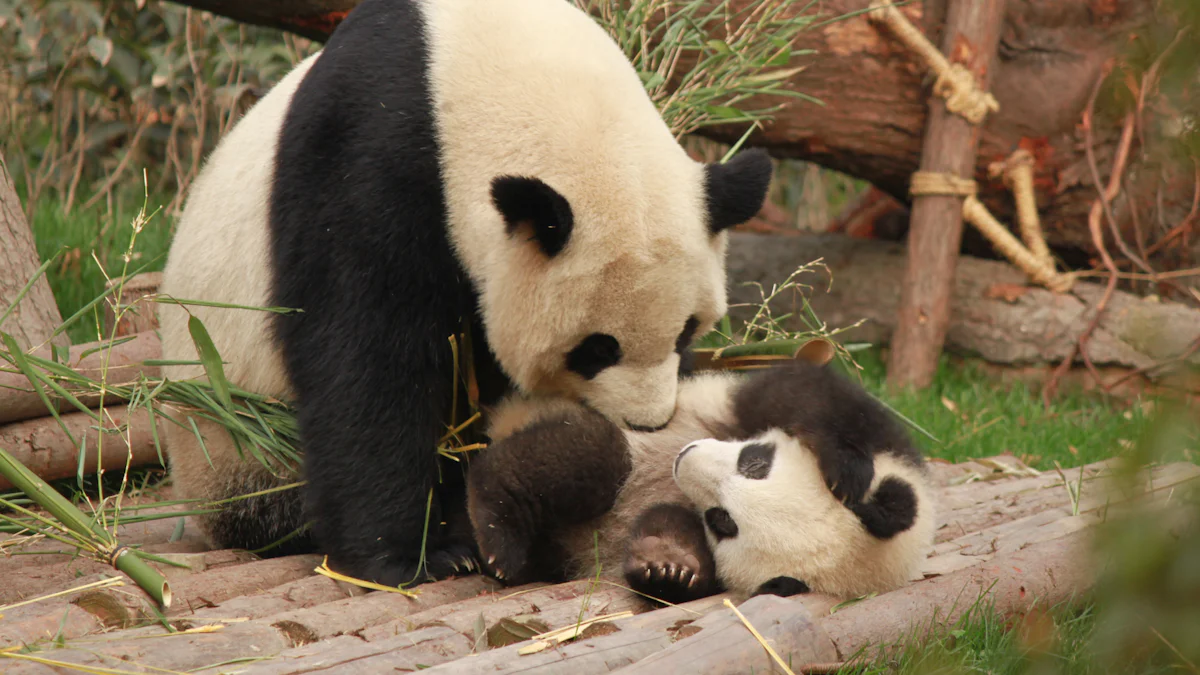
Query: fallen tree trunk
0 406 166 490
162 0 1189 266
0 332 162 425
726 232 1200 372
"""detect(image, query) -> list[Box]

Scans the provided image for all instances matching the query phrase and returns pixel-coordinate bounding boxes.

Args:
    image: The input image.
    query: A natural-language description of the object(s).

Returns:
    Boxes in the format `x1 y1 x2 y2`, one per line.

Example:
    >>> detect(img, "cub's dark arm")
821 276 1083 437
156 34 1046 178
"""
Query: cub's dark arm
467 405 631 585
730 362 920 506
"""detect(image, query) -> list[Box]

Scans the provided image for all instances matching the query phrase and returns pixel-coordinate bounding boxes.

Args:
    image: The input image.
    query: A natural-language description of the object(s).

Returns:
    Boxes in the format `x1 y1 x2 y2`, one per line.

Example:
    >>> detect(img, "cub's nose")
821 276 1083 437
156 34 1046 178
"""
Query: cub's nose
674 442 699 476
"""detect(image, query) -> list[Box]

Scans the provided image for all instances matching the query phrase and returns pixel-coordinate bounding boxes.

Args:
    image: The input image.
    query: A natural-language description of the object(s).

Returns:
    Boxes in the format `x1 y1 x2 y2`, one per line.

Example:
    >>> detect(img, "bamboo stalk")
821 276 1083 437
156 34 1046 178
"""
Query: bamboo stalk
0 447 171 608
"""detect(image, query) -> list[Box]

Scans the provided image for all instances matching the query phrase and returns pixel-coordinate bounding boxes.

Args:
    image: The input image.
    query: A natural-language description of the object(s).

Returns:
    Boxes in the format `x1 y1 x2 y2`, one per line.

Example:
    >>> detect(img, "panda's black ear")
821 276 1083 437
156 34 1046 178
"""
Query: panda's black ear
704 148 773 235
491 176 574 257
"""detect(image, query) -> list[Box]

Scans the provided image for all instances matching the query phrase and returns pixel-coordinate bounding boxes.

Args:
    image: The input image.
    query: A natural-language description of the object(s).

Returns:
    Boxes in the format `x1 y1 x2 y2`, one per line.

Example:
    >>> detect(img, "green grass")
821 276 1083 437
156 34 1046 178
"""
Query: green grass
838 349 1181 472
26 185 176 345
838 600 1186 675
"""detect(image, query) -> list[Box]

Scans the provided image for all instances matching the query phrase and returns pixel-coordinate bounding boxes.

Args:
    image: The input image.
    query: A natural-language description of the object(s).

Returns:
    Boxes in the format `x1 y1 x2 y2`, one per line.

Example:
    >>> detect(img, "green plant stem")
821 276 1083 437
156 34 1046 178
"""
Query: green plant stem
0 446 171 607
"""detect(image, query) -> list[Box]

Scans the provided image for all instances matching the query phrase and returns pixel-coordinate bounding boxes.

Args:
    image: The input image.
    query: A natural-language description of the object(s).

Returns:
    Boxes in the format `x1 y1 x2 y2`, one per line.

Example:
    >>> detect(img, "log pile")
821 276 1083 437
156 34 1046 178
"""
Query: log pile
3 454 1196 674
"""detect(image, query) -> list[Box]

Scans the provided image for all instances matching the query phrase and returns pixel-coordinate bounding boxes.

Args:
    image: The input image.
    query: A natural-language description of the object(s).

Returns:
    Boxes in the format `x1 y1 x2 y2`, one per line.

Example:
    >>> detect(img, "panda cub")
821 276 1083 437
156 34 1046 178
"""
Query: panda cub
468 362 935 602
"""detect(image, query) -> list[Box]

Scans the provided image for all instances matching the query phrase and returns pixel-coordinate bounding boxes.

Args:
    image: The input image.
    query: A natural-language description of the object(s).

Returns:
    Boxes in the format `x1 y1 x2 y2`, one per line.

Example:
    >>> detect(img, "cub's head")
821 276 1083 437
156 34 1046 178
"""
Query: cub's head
672 429 933 599
480 148 772 431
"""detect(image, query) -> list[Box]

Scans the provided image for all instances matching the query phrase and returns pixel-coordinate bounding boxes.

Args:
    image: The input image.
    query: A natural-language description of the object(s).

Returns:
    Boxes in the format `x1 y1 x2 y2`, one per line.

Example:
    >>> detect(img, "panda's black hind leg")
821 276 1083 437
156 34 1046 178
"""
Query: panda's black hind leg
624 503 719 604
467 406 631 585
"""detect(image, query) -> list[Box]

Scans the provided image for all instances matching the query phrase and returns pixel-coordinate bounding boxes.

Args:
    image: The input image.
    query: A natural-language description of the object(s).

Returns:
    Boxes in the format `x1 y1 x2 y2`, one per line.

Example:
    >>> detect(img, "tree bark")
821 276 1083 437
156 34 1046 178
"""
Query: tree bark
165 0 1173 265
0 157 66 350
887 0 1006 390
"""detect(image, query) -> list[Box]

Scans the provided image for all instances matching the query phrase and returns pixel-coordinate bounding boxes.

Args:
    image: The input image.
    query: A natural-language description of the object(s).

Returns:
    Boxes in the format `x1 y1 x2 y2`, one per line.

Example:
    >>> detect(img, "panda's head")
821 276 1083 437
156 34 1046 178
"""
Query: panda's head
479 149 773 431
672 429 933 599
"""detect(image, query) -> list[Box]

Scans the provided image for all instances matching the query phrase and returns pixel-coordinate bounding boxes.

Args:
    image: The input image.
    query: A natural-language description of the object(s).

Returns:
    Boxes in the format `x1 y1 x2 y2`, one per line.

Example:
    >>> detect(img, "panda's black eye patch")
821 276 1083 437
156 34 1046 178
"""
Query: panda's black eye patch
675 316 700 354
566 333 622 380
737 442 775 480
704 507 739 540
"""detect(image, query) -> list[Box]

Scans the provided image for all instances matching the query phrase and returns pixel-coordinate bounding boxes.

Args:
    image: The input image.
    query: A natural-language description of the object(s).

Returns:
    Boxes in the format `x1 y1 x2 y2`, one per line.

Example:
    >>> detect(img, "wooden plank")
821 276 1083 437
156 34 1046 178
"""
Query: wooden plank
610 594 838 675
193 625 472 675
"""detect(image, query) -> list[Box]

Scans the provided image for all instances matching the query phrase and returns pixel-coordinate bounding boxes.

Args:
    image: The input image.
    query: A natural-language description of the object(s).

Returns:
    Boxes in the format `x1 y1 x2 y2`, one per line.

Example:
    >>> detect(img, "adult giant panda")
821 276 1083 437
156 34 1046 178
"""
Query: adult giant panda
468 362 935 602
157 0 773 587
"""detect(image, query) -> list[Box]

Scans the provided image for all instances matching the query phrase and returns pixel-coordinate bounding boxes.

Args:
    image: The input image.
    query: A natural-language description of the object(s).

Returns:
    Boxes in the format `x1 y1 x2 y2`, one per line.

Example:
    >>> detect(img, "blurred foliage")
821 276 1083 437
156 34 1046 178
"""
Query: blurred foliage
1085 401 1200 673
0 0 318 216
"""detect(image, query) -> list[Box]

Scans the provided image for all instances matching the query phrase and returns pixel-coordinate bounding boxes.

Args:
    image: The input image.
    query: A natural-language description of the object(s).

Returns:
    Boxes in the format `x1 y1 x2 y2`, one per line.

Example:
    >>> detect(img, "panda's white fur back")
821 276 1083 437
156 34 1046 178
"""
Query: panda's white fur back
157 54 320 526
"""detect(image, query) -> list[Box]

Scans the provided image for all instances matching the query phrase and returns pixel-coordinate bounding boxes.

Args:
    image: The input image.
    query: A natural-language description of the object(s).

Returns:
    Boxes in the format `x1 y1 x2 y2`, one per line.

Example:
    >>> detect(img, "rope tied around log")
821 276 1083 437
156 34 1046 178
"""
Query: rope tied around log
866 0 1000 125
909 171 977 197
989 149 1056 272
909 166 1075 294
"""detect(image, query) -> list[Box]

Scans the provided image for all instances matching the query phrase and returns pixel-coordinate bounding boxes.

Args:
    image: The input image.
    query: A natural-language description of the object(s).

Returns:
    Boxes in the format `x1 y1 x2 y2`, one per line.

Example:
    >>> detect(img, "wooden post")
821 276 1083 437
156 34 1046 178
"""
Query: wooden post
885 1 1006 391
0 157 67 350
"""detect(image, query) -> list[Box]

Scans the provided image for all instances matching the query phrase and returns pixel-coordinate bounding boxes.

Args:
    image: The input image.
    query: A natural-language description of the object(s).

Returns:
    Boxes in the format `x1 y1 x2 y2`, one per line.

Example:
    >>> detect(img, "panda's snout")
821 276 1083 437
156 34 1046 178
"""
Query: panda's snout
674 442 699 477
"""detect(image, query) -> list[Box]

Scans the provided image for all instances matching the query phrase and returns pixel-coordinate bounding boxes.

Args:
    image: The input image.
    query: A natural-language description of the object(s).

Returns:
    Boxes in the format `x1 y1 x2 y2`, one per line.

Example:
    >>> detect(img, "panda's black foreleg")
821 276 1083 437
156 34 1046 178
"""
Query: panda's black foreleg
624 503 720 604
467 407 631 585
731 361 917 506
275 307 479 588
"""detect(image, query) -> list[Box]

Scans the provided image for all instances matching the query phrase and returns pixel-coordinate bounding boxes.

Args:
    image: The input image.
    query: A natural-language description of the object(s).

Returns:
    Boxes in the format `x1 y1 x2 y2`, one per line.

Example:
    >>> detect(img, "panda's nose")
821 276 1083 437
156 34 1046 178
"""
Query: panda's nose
674 442 698 476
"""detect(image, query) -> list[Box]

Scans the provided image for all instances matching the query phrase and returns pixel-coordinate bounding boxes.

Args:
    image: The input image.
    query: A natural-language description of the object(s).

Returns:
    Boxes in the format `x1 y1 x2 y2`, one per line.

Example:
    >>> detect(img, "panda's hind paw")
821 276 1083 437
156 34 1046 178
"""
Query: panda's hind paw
624 535 713 604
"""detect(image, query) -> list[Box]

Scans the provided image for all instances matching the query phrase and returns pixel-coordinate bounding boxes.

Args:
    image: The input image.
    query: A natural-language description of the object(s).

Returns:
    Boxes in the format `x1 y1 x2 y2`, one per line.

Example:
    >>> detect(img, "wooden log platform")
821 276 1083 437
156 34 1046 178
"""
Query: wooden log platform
1 454 1196 674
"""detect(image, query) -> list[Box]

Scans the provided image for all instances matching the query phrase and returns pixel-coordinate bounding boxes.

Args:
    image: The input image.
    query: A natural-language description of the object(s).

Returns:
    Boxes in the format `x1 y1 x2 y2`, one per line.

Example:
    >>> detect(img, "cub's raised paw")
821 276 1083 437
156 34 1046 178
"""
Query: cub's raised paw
624 534 715 604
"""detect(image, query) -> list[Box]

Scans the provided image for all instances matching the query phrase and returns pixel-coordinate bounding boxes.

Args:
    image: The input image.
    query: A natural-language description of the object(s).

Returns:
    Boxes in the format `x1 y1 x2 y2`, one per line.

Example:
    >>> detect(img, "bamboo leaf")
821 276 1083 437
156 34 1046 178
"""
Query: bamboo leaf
187 316 232 409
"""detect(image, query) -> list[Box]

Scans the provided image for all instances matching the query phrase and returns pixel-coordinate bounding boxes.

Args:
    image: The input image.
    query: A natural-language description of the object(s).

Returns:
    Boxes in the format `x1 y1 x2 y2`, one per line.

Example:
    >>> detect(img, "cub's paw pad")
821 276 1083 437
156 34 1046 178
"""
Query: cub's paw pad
624 535 708 603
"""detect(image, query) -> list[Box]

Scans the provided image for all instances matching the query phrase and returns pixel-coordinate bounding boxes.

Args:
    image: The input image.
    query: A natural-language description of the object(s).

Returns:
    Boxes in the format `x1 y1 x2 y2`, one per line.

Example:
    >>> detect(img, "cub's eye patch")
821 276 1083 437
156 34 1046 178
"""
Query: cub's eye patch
675 316 700 354
566 333 622 379
704 507 738 540
736 442 775 480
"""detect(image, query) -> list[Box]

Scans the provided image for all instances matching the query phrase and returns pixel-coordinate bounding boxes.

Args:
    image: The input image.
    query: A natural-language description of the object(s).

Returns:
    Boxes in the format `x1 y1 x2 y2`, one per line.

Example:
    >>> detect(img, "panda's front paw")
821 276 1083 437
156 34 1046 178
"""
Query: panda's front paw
624 534 716 604
475 522 534 585
350 548 476 589
822 454 875 506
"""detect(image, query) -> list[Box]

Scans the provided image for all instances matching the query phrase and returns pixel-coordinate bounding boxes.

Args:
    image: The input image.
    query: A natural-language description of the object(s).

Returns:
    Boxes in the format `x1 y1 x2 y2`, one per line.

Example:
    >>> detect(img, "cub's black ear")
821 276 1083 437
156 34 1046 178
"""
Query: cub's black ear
491 176 574 257
704 148 773 235
752 576 811 598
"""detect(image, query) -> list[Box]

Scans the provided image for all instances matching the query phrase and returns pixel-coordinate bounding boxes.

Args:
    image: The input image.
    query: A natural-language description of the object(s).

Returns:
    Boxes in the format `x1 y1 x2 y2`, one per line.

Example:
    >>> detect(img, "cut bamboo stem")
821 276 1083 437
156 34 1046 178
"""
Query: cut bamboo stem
0 447 171 608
